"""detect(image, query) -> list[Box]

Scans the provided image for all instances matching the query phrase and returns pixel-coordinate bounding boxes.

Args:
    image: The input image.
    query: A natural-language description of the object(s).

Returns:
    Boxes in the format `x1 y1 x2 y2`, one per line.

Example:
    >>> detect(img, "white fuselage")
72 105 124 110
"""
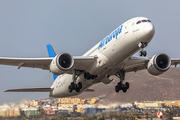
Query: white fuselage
50 17 155 97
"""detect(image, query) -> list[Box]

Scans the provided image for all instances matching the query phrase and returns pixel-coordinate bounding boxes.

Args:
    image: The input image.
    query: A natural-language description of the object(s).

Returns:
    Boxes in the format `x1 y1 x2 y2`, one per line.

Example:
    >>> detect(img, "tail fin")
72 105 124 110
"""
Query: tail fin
47 44 56 57
46 44 58 81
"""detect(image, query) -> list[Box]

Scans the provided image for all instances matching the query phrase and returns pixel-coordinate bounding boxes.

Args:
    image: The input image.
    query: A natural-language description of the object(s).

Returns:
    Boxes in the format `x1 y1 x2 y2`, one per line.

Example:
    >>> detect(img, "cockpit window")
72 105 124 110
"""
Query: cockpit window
142 20 147 22
136 20 141 24
136 19 152 25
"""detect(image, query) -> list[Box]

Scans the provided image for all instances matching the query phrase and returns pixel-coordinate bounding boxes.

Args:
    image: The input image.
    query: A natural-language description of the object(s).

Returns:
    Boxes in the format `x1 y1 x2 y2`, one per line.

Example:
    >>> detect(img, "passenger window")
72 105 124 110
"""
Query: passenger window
99 41 104 48
103 39 106 45
113 33 115 38
142 20 147 22
105 38 108 44
136 20 141 24
108 38 110 42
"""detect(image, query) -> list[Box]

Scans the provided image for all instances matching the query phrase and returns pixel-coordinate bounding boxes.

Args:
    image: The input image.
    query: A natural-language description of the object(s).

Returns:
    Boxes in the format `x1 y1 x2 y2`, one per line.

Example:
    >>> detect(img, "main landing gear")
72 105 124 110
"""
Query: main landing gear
138 42 147 57
68 70 98 93
115 70 129 93
68 70 83 93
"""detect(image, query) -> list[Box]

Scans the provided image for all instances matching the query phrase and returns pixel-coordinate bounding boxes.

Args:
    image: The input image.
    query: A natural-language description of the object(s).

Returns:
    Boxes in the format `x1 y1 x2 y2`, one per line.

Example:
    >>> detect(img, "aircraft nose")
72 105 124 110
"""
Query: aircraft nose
144 23 155 37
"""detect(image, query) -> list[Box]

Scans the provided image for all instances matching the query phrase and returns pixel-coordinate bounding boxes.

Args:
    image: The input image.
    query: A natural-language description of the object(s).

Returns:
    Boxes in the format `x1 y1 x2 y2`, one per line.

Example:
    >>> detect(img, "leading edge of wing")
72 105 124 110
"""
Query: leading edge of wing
4 87 53 92
0 56 96 71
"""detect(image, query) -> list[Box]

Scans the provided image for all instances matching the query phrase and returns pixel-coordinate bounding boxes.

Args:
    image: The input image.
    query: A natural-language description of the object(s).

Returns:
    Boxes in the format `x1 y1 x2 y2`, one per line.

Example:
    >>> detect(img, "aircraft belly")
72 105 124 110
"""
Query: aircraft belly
87 34 140 76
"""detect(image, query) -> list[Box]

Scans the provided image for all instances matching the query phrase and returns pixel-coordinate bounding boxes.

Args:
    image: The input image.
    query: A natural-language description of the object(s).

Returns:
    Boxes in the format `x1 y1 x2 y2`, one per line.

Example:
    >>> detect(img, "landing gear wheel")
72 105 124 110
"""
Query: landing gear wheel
125 82 129 89
68 86 72 93
75 87 80 92
122 88 127 93
139 51 143 56
139 51 147 57
70 82 74 90
118 82 122 90
138 42 148 57
78 82 82 89
68 82 75 92
68 70 84 93
143 51 147 56
115 85 119 92
115 70 130 93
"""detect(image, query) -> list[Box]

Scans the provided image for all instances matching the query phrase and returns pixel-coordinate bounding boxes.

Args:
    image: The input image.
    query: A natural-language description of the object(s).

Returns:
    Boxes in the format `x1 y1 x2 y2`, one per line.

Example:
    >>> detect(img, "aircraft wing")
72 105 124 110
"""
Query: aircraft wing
124 57 180 72
171 58 180 66
4 87 53 92
123 57 149 72
0 56 96 72
0 57 53 70
72 56 97 70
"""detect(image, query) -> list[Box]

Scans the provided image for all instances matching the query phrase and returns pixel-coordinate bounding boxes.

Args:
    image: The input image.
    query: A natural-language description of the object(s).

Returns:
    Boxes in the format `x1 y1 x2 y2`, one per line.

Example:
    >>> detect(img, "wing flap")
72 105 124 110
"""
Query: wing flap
124 57 149 72
73 56 97 70
4 87 53 92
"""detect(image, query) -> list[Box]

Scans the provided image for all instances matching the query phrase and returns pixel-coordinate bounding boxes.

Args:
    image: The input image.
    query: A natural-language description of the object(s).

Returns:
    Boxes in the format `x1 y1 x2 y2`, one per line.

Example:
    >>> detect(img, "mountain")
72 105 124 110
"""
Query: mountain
75 68 180 103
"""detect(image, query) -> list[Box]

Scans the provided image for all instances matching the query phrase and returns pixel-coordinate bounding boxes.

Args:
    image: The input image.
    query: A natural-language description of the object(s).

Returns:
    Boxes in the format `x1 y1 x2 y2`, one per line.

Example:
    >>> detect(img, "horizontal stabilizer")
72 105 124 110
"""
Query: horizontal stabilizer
85 89 94 92
4 87 53 92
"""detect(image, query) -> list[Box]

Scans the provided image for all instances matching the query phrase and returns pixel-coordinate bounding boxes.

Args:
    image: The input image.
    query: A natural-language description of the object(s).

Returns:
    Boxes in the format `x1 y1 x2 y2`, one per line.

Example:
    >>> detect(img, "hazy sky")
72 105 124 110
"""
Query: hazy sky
0 1 180 104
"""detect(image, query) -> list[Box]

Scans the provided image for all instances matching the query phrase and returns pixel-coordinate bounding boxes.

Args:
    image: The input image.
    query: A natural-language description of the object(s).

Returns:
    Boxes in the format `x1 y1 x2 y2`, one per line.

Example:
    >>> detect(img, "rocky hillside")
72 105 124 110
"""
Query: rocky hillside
75 68 180 103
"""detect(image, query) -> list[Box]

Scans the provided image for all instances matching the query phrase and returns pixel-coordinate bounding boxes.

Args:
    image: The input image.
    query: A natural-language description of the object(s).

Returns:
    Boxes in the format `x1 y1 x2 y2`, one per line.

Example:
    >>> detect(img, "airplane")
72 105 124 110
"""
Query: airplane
1 17 180 98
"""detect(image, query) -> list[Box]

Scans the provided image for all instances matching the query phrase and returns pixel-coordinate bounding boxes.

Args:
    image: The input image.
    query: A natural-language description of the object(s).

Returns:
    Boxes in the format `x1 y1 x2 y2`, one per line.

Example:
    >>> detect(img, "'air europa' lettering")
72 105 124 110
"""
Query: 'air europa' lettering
98 25 123 50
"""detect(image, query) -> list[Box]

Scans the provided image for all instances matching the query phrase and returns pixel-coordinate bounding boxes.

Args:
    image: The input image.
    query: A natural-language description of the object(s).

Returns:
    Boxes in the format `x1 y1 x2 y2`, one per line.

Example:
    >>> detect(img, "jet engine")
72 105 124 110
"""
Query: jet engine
50 53 74 75
147 53 171 76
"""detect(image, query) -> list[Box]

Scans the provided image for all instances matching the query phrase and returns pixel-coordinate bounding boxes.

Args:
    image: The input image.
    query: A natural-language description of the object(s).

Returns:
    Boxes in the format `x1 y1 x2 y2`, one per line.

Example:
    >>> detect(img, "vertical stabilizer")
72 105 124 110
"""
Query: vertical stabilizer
47 44 56 57
46 44 58 81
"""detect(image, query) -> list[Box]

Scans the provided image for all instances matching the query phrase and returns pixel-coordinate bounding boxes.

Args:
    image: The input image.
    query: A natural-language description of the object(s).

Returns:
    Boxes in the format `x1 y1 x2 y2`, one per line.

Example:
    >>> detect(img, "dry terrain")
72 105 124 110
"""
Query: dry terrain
75 68 180 103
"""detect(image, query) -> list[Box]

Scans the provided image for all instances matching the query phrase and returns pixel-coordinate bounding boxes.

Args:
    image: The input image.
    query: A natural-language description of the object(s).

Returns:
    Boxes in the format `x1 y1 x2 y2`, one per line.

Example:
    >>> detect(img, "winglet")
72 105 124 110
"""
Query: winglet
46 44 58 81
46 44 56 57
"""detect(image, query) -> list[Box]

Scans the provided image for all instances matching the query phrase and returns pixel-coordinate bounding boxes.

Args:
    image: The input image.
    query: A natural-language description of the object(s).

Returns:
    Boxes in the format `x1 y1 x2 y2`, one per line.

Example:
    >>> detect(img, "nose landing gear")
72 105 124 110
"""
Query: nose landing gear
139 51 147 57
115 70 129 93
138 42 148 57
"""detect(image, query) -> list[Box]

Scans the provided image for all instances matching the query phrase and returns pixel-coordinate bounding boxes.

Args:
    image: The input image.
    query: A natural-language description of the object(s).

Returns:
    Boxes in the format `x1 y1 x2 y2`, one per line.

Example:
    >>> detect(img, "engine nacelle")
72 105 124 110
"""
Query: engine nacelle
147 53 171 76
50 53 74 75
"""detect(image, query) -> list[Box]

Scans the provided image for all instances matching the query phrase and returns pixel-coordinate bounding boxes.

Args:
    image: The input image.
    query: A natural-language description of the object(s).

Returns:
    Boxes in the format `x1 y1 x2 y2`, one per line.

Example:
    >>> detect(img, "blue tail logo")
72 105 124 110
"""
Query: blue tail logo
46 44 58 81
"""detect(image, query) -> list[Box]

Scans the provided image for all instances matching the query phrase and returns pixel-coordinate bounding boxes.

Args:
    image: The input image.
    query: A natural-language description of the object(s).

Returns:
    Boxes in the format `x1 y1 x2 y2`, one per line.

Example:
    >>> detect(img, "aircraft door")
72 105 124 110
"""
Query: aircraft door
124 22 130 35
